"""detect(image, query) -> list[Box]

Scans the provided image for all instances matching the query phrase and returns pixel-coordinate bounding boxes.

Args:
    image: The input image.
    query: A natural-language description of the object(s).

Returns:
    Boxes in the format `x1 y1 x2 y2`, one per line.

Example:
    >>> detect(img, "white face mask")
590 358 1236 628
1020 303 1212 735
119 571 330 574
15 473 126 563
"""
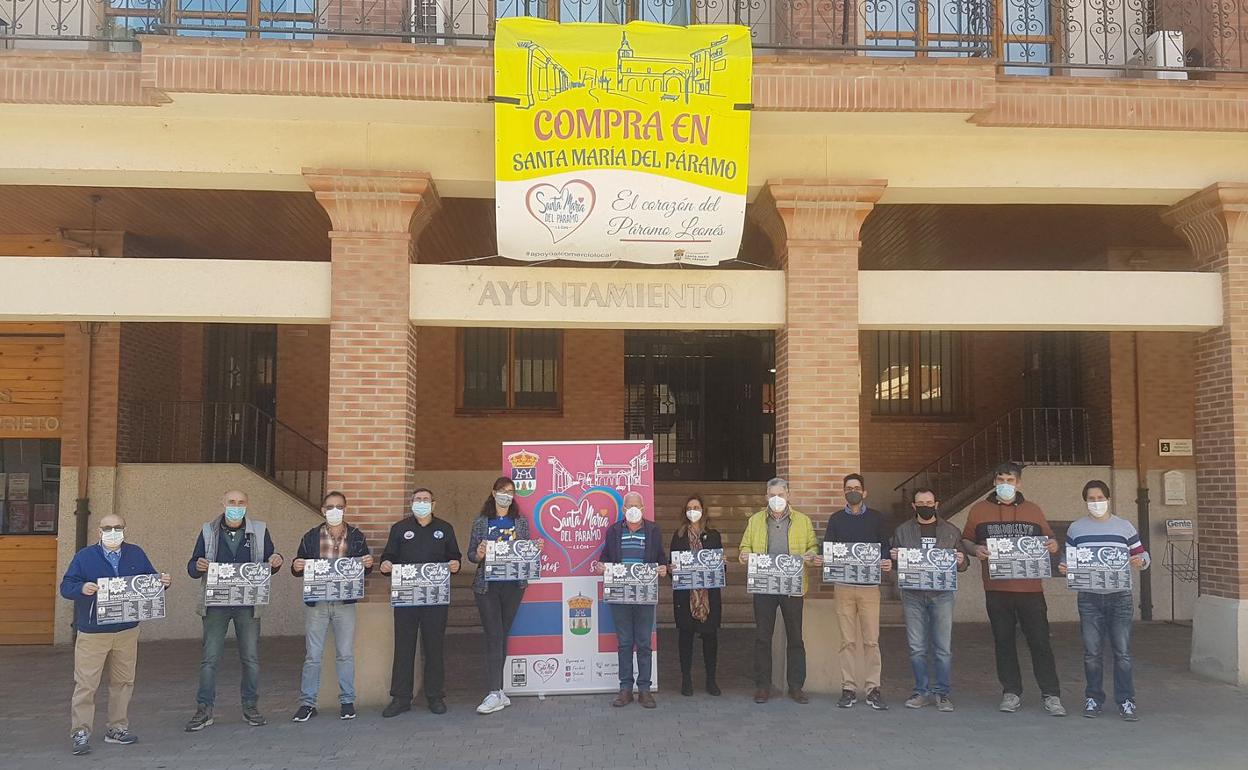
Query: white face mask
324 507 345 527
685 508 703 523
1087 500 1110 518
624 506 643 524
768 495 787 513
100 529 124 549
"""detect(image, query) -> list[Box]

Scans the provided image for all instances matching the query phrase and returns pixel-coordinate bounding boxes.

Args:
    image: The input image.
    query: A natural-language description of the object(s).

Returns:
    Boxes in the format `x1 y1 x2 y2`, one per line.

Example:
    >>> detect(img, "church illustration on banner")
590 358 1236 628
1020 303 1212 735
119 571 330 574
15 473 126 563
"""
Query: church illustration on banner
549 445 650 494
514 31 729 108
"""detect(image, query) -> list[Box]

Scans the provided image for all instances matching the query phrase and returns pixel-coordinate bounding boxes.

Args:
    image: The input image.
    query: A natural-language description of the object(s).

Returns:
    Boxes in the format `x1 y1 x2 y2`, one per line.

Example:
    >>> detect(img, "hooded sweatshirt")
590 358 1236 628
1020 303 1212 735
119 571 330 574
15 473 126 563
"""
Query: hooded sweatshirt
961 491 1054 593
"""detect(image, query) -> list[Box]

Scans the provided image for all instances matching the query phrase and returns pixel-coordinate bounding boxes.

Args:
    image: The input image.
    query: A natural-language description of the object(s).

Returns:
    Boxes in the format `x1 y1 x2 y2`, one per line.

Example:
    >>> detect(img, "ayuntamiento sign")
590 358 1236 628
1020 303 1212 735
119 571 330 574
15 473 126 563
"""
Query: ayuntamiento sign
494 20 752 265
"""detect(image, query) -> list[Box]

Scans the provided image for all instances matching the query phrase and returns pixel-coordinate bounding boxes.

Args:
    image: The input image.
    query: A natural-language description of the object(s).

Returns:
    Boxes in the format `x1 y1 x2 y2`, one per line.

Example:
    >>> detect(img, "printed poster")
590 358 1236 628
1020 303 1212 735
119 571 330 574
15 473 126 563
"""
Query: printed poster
495 20 752 265
390 563 451 607
302 557 366 603
95 574 166 624
7 472 29 501
897 548 959 592
671 548 725 590
822 542 882 585
502 440 654 695
1066 545 1133 592
32 503 56 533
204 562 271 606
6 501 29 533
602 562 659 604
988 536 1052 579
485 539 544 582
747 553 804 596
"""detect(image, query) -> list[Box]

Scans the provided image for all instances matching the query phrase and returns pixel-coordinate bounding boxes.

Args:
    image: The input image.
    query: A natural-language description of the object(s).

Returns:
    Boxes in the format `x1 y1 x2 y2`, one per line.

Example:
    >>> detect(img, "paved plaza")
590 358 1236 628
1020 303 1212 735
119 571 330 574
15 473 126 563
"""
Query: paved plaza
2 622 1242 769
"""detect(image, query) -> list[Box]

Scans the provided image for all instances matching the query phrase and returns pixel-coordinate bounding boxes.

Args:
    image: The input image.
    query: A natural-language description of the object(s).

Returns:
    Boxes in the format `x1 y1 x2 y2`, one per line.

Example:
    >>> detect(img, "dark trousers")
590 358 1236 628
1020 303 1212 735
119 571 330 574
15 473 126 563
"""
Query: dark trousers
1078 591 1135 706
474 582 526 691
677 628 718 682
390 605 448 701
986 591 1060 697
753 594 805 691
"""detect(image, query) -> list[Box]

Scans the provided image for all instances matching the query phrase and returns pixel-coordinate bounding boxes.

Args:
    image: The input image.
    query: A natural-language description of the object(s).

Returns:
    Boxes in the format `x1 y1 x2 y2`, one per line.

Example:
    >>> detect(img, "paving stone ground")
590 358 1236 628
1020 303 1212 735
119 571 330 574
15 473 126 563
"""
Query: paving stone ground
2 622 1243 769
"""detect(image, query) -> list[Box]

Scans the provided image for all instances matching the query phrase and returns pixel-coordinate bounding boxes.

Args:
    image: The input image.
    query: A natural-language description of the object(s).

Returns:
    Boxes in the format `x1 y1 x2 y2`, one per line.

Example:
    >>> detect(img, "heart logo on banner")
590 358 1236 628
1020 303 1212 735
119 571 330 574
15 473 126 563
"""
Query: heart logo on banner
525 179 596 244
851 542 880 564
1017 536 1049 558
533 658 560 682
532 486 623 576
239 562 270 585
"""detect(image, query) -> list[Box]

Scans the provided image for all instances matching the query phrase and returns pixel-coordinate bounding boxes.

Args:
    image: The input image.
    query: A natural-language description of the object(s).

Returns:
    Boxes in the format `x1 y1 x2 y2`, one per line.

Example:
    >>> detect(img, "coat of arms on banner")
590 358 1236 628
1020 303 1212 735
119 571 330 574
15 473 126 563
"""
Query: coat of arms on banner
507 449 540 496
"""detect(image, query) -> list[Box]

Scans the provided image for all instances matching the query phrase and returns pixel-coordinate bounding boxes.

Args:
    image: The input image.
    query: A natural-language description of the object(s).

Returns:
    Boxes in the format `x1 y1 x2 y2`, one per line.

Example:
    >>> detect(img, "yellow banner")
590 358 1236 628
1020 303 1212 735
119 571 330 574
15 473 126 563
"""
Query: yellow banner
494 19 752 265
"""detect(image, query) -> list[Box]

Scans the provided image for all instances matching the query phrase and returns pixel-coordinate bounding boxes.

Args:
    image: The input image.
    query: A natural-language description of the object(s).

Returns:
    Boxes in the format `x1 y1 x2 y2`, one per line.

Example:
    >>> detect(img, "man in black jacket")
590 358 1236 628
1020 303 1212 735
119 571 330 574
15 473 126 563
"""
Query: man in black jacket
594 491 666 708
379 487 461 716
289 491 374 722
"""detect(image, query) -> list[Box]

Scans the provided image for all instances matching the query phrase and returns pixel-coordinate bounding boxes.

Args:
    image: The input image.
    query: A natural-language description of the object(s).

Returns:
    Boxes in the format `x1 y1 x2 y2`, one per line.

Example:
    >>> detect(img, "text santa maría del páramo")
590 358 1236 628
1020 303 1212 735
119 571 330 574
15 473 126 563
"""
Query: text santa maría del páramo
512 148 738 181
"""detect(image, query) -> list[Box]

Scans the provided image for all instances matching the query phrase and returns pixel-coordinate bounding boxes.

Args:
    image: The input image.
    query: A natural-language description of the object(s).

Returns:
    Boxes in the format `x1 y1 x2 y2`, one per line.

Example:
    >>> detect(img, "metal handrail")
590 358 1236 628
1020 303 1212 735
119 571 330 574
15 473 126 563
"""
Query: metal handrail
892 407 1093 513
120 399 327 508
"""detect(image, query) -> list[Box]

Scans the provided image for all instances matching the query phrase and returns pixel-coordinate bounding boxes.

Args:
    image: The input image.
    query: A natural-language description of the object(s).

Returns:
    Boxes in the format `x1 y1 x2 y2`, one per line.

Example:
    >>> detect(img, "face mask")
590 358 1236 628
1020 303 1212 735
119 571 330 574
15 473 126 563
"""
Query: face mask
845 491 864 506
624 507 643 524
101 529 124 548
685 508 703 523
768 495 787 513
324 507 345 527
494 492 514 509
411 501 433 519
995 483 1017 503
1087 500 1110 518
915 506 938 522
224 506 246 523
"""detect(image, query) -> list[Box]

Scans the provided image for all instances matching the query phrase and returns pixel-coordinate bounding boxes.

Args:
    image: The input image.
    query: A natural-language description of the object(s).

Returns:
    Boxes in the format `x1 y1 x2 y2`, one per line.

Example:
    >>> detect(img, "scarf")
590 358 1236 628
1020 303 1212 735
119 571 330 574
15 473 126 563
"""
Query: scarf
687 529 710 623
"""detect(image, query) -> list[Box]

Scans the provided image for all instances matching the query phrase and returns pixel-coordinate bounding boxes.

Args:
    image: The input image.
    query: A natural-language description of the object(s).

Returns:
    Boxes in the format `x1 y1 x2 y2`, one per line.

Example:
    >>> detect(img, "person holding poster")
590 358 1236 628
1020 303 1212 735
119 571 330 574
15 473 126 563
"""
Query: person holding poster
1058 480 1149 721
821 473 893 711
185 490 283 732
379 488 462 717
289 491 374 723
890 489 968 712
60 513 171 756
669 494 723 697
596 491 666 708
738 478 819 705
961 463 1066 717
467 477 534 716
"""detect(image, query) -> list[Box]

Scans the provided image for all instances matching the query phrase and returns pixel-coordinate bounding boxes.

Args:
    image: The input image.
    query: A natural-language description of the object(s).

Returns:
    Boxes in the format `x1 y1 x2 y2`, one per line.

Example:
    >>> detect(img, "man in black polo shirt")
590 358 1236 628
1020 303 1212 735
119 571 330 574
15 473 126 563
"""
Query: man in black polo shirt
379 487 461 717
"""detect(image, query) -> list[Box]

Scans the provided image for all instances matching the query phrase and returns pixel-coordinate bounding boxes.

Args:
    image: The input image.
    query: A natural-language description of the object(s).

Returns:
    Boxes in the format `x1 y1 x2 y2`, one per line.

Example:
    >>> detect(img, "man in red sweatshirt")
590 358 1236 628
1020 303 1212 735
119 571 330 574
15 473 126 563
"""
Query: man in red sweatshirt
961 462 1066 717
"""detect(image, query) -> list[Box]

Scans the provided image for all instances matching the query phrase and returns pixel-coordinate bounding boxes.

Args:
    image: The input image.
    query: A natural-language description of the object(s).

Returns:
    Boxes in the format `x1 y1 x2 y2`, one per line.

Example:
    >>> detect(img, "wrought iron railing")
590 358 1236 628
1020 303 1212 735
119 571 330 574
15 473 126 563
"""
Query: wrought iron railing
2 0 1245 75
893 407 1093 517
119 400 327 508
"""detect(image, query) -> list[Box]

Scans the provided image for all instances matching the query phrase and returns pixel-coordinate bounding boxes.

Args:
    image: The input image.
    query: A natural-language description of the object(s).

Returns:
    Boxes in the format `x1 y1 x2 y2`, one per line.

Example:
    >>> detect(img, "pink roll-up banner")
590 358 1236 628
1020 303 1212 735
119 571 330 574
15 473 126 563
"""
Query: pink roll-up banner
501 440 656 695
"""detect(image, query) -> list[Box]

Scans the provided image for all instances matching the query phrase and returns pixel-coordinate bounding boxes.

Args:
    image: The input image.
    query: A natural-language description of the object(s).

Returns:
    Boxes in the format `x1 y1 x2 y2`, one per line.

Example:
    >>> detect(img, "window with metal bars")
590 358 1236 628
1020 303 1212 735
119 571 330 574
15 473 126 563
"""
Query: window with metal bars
872 330 967 416
459 328 562 412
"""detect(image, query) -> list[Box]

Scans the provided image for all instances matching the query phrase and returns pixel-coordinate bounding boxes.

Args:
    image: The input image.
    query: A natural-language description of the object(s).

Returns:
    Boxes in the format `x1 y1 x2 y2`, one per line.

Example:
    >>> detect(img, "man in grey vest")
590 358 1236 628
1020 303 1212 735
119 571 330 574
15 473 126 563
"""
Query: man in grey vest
184 490 283 731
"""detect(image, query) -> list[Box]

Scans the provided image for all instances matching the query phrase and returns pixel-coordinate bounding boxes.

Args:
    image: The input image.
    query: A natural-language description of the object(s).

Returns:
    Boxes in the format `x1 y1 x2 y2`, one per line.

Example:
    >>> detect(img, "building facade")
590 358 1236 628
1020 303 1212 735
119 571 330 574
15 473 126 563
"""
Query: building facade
2 1 1248 700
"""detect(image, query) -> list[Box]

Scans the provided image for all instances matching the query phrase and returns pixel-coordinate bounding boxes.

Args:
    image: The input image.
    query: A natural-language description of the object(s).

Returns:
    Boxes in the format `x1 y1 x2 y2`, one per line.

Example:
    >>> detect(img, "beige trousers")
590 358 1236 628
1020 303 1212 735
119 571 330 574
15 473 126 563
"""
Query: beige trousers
71 626 139 737
834 584 882 691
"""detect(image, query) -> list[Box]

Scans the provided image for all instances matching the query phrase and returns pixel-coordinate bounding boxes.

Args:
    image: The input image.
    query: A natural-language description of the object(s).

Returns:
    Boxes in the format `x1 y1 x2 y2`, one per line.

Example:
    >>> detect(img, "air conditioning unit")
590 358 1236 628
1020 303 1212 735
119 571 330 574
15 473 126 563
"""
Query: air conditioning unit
1128 30 1187 79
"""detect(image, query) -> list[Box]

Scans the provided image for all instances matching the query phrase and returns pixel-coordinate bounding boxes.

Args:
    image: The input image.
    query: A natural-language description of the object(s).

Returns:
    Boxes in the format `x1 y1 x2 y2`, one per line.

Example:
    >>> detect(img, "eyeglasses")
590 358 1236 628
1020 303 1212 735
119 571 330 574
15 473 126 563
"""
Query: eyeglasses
100 526 124 533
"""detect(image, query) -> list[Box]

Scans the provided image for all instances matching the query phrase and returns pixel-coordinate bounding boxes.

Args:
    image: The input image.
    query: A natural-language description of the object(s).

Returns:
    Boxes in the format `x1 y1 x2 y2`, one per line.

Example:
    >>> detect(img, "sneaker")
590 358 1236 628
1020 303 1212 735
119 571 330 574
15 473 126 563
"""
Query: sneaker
339 703 356 720
382 698 411 718
866 689 889 711
71 730 90 756
1120 700 1139 722
428 698 447 715
937 695 955 712
242 704 267 726
1083 698 1102 718
999 693 1022 713
291 705 316 723
1043 695 1067 717
904 693 930 709
837 689 857 708
477 691 506 715
184 705 214 732
499 692 511 708
103 727 138 745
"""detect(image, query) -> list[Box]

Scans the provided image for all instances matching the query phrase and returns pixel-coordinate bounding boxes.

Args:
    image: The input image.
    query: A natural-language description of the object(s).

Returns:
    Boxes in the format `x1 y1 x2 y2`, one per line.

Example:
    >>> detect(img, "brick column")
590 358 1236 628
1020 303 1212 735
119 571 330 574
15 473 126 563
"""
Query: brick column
1163 182 1248 685
751 180 885 519
305 168 440 706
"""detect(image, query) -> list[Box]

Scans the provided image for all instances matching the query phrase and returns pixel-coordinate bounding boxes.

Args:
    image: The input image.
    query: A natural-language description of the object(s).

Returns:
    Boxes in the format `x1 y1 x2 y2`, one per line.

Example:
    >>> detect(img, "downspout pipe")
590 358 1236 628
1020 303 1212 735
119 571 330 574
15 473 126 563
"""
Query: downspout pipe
1133 332 1154 621
73 323 97 554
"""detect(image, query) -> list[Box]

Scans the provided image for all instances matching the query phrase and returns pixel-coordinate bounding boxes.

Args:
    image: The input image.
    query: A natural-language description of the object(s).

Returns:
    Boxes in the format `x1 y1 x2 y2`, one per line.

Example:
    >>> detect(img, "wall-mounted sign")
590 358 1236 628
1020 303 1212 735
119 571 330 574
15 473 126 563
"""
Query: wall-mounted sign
1158 438 1193 457
0 415 61 437
494 19 752 265
1163 469 1187 506
1165 519 1195 539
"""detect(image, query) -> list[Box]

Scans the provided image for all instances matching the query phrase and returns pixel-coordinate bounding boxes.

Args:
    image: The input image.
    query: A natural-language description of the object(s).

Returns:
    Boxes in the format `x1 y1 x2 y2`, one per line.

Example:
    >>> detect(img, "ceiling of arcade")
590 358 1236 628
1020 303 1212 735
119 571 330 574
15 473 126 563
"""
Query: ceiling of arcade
0 186 1189 270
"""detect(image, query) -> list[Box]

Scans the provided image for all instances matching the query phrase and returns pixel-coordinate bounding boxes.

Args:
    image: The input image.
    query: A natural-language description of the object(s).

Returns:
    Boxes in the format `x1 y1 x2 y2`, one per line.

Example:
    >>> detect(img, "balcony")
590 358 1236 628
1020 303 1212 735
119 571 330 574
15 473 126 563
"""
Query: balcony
1 0 1246 77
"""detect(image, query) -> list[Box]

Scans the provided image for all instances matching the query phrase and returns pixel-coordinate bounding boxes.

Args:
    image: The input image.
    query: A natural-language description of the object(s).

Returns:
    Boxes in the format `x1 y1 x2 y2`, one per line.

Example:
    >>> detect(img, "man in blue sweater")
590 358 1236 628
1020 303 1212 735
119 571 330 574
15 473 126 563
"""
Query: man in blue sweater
60 513 171 756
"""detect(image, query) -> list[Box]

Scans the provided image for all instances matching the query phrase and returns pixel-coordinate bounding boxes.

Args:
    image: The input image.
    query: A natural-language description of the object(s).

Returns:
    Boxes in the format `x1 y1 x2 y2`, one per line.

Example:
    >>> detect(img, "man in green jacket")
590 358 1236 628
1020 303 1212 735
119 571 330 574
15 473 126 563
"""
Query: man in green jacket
738 477 819 704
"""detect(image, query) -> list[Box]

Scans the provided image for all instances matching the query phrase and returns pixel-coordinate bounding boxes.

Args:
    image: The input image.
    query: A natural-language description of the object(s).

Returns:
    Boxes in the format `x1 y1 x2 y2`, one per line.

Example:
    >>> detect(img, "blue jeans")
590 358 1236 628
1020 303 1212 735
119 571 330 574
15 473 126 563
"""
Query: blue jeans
611 603 656 691
197 606 260 707
299 602 357 706
901 590 954 697
1078 591 1135 706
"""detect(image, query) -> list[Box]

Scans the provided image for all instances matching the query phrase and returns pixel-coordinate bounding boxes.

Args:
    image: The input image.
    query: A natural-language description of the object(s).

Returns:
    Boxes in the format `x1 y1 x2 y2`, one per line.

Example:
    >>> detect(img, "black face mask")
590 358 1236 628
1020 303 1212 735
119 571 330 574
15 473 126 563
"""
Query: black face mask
914 506 938 522
845 491 864 506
